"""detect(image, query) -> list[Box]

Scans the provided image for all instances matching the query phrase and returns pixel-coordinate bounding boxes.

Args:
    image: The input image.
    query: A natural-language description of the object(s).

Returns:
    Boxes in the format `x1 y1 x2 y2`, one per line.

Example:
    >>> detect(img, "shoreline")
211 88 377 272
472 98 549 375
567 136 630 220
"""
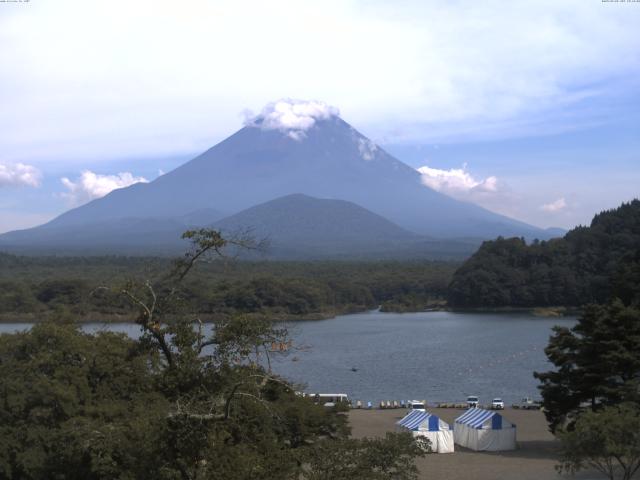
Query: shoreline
0 305 580 324
445 306 581 317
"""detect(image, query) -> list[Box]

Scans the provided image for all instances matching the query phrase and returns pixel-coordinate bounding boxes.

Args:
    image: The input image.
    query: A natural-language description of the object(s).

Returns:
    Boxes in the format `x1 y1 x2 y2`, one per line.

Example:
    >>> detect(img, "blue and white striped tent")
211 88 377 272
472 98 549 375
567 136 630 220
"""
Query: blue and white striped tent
396 410 454 453
454 408 516 451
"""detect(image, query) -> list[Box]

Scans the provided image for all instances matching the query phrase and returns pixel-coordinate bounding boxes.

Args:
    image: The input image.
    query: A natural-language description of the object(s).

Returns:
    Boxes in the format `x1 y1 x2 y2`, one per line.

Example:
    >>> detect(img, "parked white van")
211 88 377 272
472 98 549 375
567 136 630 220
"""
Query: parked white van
310 393 349 407
408 400 427 410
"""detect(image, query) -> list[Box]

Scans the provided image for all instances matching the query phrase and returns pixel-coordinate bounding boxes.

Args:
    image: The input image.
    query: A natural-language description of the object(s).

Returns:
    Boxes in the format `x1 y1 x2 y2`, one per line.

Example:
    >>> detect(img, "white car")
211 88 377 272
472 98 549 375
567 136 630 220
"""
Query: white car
408 400 426 410
466 395 479 408
491 398 505 410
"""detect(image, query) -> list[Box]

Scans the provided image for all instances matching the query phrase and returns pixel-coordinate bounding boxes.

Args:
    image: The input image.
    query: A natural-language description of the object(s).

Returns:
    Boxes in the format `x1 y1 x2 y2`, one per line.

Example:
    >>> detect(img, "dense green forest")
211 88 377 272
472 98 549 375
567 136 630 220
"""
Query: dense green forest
0 254 456 322
0 230 425 479
4 199 639 319
448 200 640 308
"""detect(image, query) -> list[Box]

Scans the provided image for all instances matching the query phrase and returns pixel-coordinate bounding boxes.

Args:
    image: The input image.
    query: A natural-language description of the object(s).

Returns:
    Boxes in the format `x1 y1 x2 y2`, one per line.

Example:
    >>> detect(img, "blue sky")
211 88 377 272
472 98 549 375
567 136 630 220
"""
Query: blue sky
1 0 639 233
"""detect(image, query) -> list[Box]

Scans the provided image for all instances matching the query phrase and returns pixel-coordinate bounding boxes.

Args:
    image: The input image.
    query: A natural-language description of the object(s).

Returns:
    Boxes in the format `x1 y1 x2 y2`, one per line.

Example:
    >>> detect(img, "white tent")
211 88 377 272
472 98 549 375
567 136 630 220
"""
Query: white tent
454 408 516 451
396 410 454 453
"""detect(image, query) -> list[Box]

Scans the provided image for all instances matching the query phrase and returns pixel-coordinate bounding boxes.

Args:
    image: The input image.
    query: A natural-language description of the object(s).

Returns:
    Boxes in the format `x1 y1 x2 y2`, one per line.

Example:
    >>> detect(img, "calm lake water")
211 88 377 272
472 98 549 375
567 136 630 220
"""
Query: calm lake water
0 310 575 405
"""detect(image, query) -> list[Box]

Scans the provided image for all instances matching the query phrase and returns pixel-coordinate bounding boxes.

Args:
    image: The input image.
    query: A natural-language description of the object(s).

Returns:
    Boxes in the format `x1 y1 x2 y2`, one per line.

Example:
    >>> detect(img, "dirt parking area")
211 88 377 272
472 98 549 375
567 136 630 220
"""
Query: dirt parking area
348 408 603 480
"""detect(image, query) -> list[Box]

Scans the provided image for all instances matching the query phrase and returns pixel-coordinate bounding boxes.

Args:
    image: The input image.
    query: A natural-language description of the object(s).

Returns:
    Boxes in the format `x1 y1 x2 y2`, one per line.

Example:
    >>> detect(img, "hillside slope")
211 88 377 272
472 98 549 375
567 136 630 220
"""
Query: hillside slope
214 193 418 257
448 200 640 307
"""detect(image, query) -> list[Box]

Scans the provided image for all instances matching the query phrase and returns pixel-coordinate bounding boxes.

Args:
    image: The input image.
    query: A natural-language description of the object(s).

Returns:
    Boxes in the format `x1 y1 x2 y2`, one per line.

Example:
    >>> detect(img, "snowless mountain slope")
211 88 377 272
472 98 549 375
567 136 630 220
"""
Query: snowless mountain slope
0 100 552 254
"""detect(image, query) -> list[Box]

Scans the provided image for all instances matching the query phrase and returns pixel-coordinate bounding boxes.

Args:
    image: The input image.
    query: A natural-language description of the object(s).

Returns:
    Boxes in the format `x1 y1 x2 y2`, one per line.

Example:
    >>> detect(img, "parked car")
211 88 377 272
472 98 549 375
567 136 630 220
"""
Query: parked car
514 397 542 410
491 398 505 410
466 395 479 408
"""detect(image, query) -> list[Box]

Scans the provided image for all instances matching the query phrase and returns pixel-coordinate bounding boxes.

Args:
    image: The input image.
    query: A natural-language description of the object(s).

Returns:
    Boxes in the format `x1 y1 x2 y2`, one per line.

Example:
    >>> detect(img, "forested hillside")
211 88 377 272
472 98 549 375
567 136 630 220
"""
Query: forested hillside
448 200 640 308
0 255 456 321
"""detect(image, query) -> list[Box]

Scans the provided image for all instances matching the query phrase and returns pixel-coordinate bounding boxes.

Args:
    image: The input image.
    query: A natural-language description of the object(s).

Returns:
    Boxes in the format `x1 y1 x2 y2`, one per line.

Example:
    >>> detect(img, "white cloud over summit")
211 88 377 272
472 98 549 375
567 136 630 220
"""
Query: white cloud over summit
0 1 638 232
61 171 148 206
245 99 339 140
0 162 42 188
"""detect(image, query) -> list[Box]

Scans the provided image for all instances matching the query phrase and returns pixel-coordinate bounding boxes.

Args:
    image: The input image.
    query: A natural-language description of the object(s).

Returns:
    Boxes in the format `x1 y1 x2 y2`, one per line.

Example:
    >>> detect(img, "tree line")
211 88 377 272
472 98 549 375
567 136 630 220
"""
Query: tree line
448 200 640 308
517 201 640 479
0 255 456 322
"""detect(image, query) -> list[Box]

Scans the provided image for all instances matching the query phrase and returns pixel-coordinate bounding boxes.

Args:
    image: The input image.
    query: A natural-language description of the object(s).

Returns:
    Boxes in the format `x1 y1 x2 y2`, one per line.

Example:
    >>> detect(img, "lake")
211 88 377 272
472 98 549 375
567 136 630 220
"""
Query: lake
0 310 575 406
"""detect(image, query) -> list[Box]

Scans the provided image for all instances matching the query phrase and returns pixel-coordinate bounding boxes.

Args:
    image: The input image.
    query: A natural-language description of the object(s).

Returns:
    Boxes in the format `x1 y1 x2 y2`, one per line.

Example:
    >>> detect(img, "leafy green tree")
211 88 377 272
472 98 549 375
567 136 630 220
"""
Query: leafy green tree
0 322 167 479
0 280 38 313
303 433 427 480
557 403 640 480
0 229 426 479
534 300 640 432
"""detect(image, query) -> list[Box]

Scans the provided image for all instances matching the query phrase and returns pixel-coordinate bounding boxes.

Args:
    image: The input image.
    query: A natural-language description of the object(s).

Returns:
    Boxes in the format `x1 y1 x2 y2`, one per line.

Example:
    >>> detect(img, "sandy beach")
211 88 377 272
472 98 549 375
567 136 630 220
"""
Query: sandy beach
348 408 604 480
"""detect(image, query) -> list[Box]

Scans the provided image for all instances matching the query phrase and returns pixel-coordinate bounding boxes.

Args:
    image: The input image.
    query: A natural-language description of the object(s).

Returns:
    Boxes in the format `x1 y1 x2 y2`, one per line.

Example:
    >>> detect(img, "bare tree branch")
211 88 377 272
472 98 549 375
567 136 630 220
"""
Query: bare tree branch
120 284 174 366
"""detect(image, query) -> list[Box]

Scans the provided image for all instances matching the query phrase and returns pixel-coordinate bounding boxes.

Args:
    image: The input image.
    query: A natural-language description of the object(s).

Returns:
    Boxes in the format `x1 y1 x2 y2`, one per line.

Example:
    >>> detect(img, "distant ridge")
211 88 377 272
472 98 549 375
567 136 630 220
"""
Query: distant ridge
213 193 424 259
0 210 225 256
0 99 556 256
0 194 479 259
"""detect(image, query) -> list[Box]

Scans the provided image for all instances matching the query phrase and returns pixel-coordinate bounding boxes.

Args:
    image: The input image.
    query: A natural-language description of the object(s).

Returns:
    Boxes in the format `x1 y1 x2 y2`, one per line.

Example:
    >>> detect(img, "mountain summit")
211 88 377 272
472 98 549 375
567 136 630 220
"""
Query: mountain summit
0 99 552 256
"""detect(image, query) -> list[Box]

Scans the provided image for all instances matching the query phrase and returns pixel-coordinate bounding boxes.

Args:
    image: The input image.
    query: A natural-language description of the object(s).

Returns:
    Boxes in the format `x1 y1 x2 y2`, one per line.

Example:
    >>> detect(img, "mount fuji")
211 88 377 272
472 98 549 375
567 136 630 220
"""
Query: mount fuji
0 100 554 257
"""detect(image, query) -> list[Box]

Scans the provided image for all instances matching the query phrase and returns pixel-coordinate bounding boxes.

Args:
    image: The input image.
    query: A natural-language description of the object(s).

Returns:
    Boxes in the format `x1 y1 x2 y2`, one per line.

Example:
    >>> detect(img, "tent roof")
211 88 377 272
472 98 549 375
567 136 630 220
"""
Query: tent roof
455 408 512 429
397 410 448 431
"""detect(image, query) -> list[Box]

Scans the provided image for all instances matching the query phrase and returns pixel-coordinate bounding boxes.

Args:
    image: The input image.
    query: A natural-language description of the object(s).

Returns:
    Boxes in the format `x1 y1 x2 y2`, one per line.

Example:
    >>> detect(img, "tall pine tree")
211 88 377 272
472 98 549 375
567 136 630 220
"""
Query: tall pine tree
535 300 640 432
